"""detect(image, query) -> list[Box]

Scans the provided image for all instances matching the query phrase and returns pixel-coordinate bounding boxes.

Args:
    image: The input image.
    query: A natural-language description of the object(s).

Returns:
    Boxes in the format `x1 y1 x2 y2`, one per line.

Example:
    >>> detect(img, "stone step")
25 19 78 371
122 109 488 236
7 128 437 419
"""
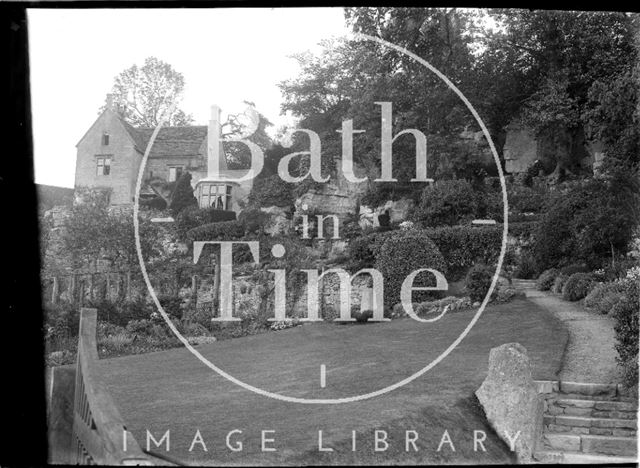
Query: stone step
559 381 618 398
533 449 637 464
559 392 637 402
555 397 638 413
547 398 638 420
546 415 637 430
544 421 636 437
582 434 638 457
543 433 637 456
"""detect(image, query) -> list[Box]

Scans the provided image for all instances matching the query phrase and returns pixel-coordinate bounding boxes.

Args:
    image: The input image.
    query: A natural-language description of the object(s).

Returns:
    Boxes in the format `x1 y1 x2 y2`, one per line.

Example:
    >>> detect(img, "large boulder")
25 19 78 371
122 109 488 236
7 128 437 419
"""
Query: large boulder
260 206 291 236
476 343 542 463
375 198 415 224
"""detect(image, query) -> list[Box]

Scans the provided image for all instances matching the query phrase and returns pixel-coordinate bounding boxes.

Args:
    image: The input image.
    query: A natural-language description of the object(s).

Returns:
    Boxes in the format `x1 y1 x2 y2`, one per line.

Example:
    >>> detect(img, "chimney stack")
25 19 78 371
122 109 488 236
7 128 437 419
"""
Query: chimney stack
208 104 222 177
105 93 114 111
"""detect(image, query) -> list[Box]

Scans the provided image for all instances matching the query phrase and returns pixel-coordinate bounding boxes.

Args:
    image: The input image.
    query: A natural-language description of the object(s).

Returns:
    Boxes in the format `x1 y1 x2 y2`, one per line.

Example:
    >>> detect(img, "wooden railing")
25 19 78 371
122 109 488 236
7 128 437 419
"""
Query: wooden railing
70 308 152 465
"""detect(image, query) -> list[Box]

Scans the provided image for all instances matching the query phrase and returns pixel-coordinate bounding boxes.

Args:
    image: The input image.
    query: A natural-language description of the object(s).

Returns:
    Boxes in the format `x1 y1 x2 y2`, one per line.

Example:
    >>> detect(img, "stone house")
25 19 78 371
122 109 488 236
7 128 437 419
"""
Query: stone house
74 97 252 212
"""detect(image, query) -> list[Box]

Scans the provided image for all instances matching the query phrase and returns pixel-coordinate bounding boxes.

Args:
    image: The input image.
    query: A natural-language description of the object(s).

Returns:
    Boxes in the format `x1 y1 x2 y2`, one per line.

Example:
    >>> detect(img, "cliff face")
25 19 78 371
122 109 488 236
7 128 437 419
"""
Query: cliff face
295 160 369 217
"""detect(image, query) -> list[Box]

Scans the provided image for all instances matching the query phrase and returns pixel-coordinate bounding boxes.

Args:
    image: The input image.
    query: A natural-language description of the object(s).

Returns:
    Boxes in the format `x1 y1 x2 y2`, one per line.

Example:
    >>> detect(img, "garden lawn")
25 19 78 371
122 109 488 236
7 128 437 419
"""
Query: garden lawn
97 298 567 465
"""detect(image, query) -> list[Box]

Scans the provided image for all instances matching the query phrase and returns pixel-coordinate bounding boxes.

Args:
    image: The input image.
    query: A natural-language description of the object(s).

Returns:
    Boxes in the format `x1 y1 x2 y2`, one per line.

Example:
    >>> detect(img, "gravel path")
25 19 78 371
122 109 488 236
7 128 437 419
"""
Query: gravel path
513 279 621 384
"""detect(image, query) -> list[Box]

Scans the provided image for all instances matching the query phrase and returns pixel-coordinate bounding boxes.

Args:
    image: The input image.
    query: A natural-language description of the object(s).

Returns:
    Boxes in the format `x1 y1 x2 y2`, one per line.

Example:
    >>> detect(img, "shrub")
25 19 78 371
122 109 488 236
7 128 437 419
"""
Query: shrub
412 179 479 226
552 274 569 294
537 268 560 291
248 174 295 208
422 225 502 280
346 230 395 271
531 179 638 271
157 295 183 320
465 264 497 302
376 230 447 307
169 172 197 215
175 206 237 240
238 209 271 235
45 301 80 339
186 220 245 242
140 196 167 210
494 287 526 303
611 279 639 389
351 306 374 323
125 319 155 336
514 252 538 279
584 282 626 314
561 273 595 301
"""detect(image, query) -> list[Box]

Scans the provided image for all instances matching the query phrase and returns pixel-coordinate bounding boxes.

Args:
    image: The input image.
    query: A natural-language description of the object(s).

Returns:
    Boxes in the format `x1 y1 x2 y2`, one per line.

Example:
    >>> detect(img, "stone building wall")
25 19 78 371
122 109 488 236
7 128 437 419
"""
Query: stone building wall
75 110 142 205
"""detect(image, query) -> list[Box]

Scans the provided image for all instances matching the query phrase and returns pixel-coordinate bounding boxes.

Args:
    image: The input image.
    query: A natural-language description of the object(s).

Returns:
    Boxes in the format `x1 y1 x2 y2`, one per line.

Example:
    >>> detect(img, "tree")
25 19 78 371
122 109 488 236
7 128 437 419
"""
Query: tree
480 10 637 179
64 188 160 272
102 56 194 127
221 102 274 170
169 172 198 215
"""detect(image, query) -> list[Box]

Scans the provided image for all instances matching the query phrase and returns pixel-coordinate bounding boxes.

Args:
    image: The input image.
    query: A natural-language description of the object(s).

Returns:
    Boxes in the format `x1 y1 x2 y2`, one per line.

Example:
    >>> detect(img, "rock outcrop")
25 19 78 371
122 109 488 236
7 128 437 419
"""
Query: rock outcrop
476 342 543 463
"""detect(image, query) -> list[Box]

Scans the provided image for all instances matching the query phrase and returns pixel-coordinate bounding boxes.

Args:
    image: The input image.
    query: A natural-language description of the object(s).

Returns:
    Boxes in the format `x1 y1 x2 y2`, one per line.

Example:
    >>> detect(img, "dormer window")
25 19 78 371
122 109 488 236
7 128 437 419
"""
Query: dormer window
102 132 110 146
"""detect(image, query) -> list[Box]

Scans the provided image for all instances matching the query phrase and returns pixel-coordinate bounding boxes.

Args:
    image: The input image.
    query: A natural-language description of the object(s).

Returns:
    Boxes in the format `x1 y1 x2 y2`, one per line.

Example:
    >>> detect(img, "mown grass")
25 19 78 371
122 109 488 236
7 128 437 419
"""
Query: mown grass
96 298 567 465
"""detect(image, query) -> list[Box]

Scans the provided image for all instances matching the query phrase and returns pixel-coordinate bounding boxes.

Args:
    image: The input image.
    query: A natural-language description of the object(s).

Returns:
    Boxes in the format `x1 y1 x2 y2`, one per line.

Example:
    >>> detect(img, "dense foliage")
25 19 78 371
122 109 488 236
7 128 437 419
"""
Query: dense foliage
532 178 639 270
465 264 497 302
412 179 479 226
175 205 237 241
169 172 198 216
375 231 447 307
612 278 639 389
561 272 595 301
536 268 560 291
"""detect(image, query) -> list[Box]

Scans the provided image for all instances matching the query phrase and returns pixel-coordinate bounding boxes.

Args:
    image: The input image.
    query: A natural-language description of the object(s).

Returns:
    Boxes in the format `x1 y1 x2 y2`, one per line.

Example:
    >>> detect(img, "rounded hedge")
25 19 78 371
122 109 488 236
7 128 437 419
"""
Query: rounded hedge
376 230 446 308
465 263 496 302
412 179 479 226
561 272 595 301
584 281 626 314
537 268 560 291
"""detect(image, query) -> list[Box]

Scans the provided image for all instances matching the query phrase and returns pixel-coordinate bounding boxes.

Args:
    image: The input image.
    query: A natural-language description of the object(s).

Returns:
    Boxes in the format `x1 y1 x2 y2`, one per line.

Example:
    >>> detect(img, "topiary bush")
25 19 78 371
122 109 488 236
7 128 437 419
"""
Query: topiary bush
169 172 198 215
465 263 497 302
561 273 595 301
537 268 560 291
611 279 639 390
412 179 479 226
584 281 626 314
376 230 447 308
175 205 237 240
552 274 569 294
186 220 245 242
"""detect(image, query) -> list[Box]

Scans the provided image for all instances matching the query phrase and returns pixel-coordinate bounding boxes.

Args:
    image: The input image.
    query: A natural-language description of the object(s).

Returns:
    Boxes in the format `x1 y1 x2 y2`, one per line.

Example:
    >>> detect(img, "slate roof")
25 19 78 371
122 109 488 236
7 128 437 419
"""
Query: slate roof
120 118 207 158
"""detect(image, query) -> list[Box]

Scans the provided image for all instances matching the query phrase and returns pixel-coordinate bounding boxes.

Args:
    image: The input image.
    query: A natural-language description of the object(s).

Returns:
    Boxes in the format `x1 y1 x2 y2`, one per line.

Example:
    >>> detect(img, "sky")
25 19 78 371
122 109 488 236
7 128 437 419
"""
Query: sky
28 8 349 188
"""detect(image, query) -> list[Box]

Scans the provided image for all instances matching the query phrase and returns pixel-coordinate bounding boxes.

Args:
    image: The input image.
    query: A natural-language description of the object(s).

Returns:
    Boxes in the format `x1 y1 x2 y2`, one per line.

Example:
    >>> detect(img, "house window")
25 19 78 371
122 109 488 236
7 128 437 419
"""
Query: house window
102 133 110 146
96 157 111 176
199 183 232 210
168 166 183 182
